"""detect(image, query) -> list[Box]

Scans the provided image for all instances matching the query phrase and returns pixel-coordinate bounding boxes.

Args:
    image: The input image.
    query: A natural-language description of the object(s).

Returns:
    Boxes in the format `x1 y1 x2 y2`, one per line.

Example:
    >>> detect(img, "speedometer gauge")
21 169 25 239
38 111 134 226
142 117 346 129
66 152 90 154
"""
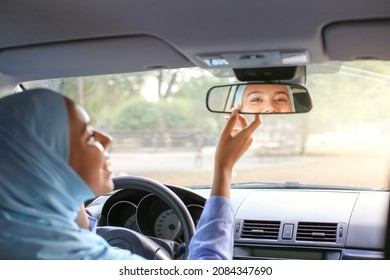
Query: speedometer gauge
153 209 181 240
124 214 139 231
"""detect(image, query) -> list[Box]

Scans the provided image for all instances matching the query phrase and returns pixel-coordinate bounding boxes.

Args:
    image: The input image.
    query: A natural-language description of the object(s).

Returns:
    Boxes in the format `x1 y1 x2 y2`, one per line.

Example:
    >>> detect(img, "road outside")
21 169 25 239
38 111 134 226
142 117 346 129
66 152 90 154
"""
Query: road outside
110 140 390 189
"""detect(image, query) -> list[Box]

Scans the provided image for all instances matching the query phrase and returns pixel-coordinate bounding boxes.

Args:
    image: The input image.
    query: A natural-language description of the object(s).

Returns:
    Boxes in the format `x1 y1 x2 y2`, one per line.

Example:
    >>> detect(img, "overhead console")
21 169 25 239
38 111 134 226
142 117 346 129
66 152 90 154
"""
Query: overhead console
196 50 310 69
233 66 306 84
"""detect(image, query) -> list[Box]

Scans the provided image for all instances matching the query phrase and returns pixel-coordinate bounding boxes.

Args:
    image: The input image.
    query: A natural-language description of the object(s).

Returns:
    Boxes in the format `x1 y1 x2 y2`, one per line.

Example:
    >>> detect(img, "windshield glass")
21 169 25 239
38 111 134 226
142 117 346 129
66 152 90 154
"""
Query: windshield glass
23 60 390 190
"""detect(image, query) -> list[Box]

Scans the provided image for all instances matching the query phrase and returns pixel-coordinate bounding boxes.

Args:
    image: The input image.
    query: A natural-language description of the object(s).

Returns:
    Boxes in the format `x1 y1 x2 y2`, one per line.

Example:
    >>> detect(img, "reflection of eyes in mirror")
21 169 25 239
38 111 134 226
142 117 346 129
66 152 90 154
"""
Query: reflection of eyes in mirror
238 84 293 113
205 82 312 114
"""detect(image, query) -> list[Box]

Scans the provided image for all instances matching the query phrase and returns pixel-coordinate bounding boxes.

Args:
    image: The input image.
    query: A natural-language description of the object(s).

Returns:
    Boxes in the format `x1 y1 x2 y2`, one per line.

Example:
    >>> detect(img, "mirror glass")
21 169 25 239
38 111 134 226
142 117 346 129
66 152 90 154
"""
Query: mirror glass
206 83 312 114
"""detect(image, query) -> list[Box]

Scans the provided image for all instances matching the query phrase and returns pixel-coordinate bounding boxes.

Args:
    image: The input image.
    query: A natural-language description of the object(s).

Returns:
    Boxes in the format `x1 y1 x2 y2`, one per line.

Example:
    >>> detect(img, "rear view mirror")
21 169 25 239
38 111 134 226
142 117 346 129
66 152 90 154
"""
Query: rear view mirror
206 83 312 114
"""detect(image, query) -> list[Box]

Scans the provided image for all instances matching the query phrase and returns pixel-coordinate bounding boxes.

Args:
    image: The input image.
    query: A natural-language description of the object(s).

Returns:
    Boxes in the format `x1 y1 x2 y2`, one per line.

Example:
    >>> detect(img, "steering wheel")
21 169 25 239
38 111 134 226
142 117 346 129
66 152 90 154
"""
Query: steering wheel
97 175 196 260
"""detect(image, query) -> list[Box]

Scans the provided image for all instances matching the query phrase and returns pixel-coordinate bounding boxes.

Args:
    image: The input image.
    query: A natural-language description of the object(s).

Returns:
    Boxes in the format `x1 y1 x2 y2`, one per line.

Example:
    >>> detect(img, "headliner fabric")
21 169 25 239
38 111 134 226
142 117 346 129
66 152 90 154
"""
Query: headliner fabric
0 89 139 259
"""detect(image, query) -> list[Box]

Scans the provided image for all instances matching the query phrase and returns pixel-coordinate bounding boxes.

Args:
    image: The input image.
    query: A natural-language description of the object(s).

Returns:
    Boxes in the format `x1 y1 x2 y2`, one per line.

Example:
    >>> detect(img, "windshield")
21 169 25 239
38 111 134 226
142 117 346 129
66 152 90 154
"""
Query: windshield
23 60 390 190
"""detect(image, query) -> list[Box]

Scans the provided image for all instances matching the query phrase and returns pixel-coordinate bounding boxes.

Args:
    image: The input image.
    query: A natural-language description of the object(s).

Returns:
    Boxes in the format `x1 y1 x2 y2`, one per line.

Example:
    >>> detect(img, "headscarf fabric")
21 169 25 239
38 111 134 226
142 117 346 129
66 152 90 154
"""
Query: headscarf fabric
0 89 138 259
233 84 296 112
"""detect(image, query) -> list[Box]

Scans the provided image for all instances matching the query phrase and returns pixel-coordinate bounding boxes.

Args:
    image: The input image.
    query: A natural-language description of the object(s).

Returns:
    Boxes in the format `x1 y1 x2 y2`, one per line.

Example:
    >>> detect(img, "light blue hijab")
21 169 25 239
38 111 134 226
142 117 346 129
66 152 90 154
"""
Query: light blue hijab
0 89 140 259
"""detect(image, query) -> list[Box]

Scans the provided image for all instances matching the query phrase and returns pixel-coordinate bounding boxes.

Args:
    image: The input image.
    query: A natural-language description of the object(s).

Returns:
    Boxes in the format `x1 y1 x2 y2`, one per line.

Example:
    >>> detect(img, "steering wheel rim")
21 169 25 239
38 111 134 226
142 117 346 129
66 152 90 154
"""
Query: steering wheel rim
112 175 195 259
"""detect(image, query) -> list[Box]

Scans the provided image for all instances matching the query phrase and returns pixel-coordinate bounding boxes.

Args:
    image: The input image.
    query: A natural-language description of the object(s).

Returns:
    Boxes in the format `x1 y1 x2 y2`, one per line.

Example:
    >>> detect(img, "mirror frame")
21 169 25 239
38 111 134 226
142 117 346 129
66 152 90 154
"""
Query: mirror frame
206 82 312 114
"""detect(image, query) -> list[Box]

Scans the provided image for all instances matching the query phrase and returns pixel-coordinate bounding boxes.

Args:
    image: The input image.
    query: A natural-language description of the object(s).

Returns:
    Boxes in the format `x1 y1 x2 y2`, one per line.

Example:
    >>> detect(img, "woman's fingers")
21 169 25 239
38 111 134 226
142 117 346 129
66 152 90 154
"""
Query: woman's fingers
223 109 262 140
236 114 250 128
233 113 262 137
244 114 262 136
221 108 240 138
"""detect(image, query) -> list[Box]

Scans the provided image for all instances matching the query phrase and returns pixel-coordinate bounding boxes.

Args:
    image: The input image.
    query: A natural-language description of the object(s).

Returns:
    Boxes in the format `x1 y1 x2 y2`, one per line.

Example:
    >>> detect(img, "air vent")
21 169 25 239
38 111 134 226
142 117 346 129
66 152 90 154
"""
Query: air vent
296 222 337 242
241 220 281 240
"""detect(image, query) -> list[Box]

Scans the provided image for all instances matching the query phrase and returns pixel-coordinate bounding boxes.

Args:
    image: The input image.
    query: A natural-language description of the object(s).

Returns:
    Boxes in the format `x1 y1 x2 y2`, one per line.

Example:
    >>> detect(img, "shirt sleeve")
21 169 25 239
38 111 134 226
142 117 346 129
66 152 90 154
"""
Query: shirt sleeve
87 215 97 232
187 196 234 260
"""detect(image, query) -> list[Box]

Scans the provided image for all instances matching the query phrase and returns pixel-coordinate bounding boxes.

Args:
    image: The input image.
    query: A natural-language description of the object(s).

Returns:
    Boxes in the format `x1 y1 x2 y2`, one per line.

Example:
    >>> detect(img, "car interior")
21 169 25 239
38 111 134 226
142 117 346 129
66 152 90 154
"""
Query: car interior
1 0 390 260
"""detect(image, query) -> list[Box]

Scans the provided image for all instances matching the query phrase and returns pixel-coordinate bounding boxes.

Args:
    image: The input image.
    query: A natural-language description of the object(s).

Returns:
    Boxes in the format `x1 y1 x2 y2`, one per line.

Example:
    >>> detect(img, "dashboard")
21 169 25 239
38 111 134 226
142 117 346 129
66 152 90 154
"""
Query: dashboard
88 185 205 244
86 182 390 260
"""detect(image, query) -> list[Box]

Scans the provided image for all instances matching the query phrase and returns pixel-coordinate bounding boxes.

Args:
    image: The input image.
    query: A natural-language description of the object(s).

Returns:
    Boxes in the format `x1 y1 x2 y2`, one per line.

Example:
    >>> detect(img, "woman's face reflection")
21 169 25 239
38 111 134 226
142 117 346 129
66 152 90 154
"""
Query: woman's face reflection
240 84 292 113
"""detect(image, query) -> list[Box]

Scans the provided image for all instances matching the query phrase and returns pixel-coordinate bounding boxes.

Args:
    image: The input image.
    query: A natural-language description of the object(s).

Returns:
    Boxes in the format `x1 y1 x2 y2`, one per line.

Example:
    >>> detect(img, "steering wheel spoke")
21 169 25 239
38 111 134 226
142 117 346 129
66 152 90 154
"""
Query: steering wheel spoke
97 176 195 260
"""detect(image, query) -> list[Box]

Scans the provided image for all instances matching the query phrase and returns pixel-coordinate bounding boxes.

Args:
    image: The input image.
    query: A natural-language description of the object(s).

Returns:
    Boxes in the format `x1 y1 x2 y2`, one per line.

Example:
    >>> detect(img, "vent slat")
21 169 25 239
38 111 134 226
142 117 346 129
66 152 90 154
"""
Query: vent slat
240 220 280 240
296 222 338 243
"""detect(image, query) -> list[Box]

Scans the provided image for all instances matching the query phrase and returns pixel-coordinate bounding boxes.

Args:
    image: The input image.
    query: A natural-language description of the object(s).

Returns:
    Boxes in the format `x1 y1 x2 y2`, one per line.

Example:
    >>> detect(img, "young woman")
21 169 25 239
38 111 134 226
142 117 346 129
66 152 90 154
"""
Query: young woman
0 88 260 259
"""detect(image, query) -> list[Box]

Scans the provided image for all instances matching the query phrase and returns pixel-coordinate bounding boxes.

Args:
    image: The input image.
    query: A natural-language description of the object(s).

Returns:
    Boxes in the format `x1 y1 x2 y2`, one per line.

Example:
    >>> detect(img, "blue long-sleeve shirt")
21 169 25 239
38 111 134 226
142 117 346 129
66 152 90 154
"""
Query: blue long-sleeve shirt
87 196 234 260
187 196 234 260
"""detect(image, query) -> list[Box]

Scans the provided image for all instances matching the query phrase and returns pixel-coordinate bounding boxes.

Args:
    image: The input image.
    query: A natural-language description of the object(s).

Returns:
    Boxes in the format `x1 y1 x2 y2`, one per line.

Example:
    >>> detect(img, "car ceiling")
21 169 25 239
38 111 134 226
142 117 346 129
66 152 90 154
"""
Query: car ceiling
0 0 390 91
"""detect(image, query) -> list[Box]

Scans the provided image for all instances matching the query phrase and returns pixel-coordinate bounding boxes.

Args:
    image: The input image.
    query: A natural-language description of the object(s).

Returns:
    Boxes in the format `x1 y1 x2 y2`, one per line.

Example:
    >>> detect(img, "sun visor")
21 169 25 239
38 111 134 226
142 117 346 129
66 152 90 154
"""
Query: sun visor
0 35 192 79
323 20 390 61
